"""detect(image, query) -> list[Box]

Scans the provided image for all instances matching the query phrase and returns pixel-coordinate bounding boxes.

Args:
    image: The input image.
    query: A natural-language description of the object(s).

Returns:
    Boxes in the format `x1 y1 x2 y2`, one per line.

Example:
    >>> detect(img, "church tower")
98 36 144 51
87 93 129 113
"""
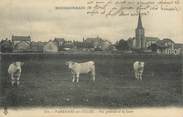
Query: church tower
135 13 145 49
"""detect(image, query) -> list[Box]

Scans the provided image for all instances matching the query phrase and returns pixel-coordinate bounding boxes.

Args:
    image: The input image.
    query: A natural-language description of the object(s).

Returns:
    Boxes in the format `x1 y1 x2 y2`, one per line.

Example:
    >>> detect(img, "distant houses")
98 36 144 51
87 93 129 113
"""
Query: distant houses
0 31 182 55
150 39 183 55
31 41 45 52
53 38 65 51
127 36 183 55
12 35 31 52
83 37 112 51
0 12 182 55
43 41 58 53
145 37 160 48
126 13 183 55
63 40 74 51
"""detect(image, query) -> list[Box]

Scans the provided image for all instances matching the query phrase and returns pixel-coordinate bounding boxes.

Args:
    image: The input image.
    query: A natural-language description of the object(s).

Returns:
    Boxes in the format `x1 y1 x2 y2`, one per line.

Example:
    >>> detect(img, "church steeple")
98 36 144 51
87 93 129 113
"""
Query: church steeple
135 13 145 49
137 13 143 29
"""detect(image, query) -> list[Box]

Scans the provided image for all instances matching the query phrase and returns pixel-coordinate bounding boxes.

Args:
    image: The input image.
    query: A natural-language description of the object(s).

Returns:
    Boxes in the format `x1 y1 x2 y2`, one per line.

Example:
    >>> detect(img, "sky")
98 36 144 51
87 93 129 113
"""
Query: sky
0 0 182 43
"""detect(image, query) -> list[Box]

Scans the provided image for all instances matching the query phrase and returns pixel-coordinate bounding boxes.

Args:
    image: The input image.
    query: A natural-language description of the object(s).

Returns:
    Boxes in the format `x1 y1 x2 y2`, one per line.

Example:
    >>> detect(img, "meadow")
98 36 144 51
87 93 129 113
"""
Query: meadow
0 53 182 108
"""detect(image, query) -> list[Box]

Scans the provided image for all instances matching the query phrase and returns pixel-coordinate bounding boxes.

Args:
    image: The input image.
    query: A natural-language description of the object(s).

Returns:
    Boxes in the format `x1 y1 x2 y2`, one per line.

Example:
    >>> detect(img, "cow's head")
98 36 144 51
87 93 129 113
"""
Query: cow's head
14 61 24 72
65 61 74 69
139 62 144 68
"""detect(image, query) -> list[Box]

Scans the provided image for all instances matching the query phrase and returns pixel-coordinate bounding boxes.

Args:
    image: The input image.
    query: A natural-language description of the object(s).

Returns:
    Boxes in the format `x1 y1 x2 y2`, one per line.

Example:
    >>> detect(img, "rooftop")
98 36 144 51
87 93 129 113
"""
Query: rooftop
146 37 160 41
137 13 143 29
12 35 31 41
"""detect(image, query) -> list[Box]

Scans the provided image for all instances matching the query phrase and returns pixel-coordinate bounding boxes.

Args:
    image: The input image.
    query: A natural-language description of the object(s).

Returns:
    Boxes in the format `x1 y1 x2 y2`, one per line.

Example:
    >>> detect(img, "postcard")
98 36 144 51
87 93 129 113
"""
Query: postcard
0 0 183 116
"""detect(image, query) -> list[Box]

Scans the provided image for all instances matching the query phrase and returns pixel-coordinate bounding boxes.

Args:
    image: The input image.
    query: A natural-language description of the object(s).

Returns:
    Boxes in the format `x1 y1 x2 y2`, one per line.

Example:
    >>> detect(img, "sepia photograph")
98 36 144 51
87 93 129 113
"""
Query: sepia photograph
0 0 183 116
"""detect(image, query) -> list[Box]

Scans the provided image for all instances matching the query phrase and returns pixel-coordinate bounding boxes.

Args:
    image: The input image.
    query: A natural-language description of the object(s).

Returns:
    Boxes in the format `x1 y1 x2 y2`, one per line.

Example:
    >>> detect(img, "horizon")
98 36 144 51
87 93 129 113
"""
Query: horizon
1 34 183 44
0 0 182 43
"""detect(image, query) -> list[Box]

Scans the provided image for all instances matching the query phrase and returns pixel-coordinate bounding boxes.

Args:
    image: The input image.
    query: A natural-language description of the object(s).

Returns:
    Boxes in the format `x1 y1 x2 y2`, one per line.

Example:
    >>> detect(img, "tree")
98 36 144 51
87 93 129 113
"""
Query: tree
115 39 129 50
0 39 13 53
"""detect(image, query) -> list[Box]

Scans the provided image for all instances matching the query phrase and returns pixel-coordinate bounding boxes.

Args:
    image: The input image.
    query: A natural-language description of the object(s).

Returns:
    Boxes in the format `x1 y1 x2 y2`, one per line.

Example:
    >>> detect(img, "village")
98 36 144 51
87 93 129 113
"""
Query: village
0 9 182 109
0 14 182 55
0 35 183 55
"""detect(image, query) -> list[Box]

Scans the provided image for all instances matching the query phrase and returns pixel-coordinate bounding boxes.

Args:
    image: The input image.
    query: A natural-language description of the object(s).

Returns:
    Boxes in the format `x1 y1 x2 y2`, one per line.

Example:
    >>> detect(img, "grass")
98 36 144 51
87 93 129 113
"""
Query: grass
0 54 182 108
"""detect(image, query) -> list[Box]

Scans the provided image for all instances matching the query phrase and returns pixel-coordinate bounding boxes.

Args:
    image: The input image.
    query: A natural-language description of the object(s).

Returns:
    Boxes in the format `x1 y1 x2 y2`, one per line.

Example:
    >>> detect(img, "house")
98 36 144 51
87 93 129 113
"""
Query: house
53 38 65 51
154 39 182 55
145 37 160 48
63 41 74 50
160 39 175 55
31 41 46 52
53 38 65 46
174 43 183 55
43 41 58 53
84 36 103 48
84 37 112 50
12 35 31 52
127 37 160 49
73 41 84 49
99 40 112 50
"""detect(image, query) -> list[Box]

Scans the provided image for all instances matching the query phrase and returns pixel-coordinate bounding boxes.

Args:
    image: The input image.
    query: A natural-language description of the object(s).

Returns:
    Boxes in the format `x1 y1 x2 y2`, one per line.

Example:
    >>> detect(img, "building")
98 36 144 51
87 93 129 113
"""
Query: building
145 37 160 48
127 14 146 50
99 40 112 50
43 41 58 53
53 38 65 51
12 35 31 52
84 36 112 50
174 43 183 55
53 38 65 46
84 36 103 48
154 39 182 55
126 13 183 55
63 41 74 51
127 37 135 49
31 41 46 52
134 14 146 49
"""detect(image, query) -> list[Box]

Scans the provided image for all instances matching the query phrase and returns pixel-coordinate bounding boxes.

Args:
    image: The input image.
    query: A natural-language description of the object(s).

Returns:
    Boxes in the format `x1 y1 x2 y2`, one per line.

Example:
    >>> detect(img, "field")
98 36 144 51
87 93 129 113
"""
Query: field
0 53 182 108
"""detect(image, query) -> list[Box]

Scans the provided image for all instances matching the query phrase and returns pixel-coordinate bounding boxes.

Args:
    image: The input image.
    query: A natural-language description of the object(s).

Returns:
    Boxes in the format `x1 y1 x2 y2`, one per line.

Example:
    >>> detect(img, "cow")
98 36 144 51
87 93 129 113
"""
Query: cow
65 61 95 83
8 61 24 86
133 61 144 80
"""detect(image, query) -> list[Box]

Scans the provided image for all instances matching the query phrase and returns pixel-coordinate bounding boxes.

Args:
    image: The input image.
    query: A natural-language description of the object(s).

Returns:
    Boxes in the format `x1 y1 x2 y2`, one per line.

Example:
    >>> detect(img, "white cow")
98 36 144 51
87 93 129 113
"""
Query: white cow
8 61 24 86
66 61 95 82
133 61 144 80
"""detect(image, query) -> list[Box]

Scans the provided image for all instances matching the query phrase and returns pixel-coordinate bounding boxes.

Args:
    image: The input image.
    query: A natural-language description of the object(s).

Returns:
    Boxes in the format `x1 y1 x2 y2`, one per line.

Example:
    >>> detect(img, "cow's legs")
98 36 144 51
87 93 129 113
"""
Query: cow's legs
91 71 95 82
137 72 140 80
139 73 141 80
16 74 21 86
11 80 16 86
72 74 76 82
139 72 143 80
135 72 138 80
76 73 80 83
10 74 16 86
